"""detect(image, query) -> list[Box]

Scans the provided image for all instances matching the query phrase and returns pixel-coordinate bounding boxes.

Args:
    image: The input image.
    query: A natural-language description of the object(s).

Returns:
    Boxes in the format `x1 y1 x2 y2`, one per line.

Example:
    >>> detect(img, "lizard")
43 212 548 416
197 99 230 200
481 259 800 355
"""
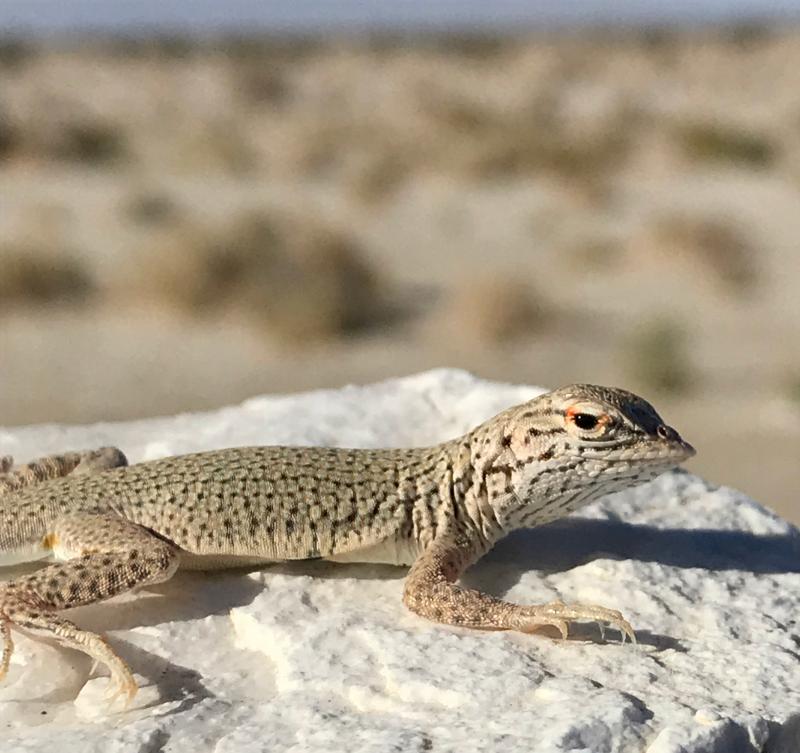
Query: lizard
0 384 694 705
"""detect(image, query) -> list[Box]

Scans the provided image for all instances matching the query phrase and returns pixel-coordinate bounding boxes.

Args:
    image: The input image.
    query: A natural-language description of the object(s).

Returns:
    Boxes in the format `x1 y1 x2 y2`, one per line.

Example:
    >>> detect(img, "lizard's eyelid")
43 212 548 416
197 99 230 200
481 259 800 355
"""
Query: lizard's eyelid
565 406 608 431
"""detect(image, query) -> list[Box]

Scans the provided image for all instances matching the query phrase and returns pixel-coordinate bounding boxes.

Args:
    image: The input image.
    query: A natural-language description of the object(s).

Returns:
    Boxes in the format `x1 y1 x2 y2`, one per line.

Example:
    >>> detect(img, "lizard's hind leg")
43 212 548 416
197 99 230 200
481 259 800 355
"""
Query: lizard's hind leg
0 511 179 705
0 447 128 495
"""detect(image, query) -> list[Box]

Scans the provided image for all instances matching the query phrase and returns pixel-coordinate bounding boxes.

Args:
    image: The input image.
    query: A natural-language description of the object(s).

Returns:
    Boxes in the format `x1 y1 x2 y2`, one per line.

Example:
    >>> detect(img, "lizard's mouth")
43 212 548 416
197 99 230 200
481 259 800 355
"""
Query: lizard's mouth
674 439 696 462
566 437 695 469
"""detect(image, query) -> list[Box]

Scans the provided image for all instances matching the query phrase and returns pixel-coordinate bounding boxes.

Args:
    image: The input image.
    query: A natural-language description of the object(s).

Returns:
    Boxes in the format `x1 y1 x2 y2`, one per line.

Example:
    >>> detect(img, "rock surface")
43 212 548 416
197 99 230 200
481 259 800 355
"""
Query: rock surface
1 369 799 752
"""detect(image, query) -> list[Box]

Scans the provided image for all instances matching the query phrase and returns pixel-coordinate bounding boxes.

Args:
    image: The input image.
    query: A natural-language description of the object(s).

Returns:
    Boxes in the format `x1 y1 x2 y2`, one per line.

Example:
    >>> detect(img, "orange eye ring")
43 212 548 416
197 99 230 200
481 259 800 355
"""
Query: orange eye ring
566 406 608 431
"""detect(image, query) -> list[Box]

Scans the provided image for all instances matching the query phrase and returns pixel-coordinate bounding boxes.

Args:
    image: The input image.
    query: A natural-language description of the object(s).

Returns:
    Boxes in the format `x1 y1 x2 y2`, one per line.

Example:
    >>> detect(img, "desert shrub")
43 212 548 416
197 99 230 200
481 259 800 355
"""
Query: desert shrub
676 121 776 168
0 112 21 161
720 21 773 50
135 210 389 341
218 34 322 63
624 318 694 395
436 275 549 344
0 247 95 307
561 236 624 272
123 190 179 227
785 374 800 406
236 65 291 107
434 33 510 60
645 215 758 292
48 118 129 166
347 151 412 204
432 94 635 187
100 34 198 60
497 126 628 181
174 120 258 175
0 37 35 69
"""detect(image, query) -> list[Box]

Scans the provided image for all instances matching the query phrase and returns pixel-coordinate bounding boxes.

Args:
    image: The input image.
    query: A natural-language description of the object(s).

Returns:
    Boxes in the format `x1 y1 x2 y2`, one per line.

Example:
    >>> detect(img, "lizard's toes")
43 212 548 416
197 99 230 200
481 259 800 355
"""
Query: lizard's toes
0 619 13 681
105 672 138 709
514 610 570 640
541 601 636 644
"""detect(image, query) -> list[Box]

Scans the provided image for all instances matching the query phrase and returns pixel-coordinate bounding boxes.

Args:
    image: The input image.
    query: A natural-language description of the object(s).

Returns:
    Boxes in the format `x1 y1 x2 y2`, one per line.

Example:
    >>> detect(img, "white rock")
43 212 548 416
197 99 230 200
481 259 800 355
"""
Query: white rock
1 369 799 752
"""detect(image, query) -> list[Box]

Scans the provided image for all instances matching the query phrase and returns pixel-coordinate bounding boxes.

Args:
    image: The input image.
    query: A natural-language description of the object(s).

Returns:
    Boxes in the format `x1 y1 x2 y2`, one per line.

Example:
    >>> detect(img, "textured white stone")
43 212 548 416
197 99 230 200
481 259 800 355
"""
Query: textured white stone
1 369 799 752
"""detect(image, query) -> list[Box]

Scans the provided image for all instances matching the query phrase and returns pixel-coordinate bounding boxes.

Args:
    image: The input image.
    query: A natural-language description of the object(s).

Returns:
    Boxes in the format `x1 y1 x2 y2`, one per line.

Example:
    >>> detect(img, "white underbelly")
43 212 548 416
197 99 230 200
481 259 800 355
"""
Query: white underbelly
178 552 276 570
325 536 419 566
0 543 53 567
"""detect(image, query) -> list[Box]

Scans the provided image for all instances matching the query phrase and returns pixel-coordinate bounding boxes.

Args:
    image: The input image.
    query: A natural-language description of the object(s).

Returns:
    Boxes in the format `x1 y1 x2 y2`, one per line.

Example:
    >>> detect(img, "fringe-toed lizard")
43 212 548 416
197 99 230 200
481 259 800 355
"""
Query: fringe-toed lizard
0 384 694 705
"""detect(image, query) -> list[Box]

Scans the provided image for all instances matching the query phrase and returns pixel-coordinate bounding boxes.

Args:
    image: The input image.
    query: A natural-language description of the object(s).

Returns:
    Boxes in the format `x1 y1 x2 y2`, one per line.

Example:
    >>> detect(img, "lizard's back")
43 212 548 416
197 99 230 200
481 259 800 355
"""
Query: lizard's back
1 446 440 564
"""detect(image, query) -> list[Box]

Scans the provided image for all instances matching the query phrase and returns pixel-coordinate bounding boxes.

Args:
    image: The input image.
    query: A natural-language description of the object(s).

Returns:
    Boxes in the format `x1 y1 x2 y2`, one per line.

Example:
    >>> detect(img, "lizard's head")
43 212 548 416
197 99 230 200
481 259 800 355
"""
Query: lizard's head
482 384 695 526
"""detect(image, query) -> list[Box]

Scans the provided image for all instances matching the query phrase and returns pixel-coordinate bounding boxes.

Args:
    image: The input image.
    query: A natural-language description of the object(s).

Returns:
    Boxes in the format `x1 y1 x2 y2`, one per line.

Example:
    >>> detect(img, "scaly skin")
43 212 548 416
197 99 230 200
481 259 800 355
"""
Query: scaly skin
0 384 694 705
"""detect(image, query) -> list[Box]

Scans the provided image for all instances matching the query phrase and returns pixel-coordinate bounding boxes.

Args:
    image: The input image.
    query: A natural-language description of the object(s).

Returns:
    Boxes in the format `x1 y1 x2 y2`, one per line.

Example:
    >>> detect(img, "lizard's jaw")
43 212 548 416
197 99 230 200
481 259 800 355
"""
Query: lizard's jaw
567 436 695 468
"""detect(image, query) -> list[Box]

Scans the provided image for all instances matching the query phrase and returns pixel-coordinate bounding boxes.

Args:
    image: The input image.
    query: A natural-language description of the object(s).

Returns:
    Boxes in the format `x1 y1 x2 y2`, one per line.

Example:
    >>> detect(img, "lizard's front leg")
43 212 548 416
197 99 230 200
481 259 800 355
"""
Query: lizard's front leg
0 447 128 495
0 511 179 705
403 534 635 642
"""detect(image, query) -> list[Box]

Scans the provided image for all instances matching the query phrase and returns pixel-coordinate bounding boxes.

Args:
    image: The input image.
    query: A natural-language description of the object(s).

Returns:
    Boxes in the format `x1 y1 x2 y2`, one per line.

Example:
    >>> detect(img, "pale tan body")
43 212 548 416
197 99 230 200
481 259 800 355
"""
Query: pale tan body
0 386 694 706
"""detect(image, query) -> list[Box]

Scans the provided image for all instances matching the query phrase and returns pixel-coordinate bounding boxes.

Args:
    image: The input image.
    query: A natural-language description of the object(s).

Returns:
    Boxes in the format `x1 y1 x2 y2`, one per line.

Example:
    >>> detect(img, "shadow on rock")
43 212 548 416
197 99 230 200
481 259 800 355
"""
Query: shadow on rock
486 518 800 576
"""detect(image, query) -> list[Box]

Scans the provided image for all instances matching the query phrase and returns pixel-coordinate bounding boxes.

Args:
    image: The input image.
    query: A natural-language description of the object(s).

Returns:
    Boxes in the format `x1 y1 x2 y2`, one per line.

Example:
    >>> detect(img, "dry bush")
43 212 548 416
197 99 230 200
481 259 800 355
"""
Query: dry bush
235 64 292 108
174 120 258 175
560 236 624 272
0 247 95 307
432 33 512 60
435 275 549 345
466 122 630 183
785 373 800 406
97 34 199 61
642 214 758 292
346 151 413 204
123 189 180 227
719 21 774 50
676 121 776 168
132 210 390 341
624 318 694 395
0 111 21 161
426 93 635 190
44 117 129 166
0 37 35 69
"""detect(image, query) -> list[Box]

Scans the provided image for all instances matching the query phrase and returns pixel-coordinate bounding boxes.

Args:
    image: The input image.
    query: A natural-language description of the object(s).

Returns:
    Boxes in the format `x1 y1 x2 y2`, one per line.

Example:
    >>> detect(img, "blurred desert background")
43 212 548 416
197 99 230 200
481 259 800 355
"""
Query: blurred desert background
1 13 799 519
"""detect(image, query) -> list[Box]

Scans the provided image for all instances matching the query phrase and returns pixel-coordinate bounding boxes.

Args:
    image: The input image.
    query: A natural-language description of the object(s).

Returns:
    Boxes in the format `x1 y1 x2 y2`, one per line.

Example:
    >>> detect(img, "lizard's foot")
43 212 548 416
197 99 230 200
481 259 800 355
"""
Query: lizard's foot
0 512 178 708
0 587 138 707
0 447 128 495
71 447 129 474
510 600 636 643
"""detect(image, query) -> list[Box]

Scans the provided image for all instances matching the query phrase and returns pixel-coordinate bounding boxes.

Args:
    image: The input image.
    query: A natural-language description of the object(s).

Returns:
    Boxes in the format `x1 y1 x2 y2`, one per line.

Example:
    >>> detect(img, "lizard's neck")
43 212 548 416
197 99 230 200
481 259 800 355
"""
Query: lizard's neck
458 421 661 535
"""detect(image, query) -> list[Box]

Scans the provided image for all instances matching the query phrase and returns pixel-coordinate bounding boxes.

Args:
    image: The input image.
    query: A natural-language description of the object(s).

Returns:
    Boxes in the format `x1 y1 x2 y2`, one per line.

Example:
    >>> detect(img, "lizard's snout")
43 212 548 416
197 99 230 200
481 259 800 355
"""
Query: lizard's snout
656 424 695 461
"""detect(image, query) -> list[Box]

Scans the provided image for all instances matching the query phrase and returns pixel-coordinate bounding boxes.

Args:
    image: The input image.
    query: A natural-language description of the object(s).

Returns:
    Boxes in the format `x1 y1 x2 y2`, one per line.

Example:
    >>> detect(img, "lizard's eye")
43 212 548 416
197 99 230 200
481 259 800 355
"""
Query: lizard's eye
572 413 599 430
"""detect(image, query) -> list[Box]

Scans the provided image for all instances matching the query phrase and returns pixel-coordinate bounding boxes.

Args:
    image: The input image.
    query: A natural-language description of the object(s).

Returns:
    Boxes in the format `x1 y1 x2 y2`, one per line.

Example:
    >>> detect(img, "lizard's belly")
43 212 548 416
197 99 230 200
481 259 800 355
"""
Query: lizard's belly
177 536 420 570
178 552 276 570
324 535 419 566
0 541 53 567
